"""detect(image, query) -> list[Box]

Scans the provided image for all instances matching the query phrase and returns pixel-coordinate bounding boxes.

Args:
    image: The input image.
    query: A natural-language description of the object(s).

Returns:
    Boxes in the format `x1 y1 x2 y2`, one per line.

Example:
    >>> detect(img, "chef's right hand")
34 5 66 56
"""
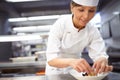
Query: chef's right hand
69 58 94 74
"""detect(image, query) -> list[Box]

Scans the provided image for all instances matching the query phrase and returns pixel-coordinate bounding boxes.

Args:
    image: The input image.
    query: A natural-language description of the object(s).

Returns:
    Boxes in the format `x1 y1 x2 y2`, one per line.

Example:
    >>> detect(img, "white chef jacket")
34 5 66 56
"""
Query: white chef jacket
45 14 108 75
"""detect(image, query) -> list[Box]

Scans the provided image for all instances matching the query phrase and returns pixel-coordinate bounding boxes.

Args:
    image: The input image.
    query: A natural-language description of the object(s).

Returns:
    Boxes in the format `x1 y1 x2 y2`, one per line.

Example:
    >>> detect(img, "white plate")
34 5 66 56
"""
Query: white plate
69 69 108 80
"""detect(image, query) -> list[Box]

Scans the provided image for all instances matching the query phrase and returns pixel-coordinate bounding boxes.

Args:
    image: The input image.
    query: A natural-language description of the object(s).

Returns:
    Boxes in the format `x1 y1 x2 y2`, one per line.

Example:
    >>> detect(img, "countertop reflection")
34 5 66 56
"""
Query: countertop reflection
0 72 120 80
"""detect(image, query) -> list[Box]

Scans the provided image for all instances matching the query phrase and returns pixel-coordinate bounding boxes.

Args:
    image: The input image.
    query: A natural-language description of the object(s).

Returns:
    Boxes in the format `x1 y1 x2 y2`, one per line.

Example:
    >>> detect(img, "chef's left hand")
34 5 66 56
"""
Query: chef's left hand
92 57 113 74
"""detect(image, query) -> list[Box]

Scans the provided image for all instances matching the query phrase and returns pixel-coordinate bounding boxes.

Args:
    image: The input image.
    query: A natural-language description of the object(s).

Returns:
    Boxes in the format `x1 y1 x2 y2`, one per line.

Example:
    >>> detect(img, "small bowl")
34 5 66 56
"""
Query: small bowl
69 69 108 80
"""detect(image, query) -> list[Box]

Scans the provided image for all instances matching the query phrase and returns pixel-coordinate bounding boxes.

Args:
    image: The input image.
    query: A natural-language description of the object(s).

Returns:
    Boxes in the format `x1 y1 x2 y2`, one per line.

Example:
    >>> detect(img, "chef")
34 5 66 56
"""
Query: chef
45 0 113 75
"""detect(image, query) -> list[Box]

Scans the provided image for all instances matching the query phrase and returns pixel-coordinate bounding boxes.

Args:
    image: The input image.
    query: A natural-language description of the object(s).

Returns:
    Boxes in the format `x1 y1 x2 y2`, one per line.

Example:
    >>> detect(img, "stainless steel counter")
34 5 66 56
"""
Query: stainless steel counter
0 72 120 80
0 61 46 75
0 61 46 70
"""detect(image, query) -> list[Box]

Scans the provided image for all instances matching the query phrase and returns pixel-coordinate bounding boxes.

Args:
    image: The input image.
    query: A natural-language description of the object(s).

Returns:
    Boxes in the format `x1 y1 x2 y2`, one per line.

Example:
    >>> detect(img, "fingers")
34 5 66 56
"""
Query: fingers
92 58 110 74
74 66 82 72
74 59 93 74
82 60 94 74
98 63 106 73
104 65 113 72
109 66 113 71
93 63 113 74
92 62 100 74
72 58 113 75
72 59 113 74
78 62 91 73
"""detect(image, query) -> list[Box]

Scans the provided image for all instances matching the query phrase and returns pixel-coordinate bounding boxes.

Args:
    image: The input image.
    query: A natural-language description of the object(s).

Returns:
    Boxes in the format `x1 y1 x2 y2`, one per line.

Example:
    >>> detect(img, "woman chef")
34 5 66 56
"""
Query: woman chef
45 0 113 75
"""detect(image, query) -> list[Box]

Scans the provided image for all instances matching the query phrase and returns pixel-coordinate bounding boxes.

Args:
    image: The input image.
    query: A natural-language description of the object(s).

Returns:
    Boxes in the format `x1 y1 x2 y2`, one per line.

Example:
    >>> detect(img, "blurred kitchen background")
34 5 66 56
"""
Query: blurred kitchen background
0 0 120 77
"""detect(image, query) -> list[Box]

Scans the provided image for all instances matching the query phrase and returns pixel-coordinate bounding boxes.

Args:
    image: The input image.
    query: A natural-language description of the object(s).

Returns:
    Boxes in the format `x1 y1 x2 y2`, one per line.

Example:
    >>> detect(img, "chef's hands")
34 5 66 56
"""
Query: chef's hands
69 58 94 74
92 57 113 74
70 57 113 75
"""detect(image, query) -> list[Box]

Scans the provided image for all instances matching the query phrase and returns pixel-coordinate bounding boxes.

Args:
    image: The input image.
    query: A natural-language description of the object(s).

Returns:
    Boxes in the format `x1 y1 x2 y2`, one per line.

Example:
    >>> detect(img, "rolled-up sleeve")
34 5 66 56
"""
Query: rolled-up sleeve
88 26 109 62
46 19 64 61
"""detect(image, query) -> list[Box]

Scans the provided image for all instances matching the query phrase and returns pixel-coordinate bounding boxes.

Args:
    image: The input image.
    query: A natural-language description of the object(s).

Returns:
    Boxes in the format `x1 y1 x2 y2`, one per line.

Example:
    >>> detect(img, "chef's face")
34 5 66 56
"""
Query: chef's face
71 3 96 29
